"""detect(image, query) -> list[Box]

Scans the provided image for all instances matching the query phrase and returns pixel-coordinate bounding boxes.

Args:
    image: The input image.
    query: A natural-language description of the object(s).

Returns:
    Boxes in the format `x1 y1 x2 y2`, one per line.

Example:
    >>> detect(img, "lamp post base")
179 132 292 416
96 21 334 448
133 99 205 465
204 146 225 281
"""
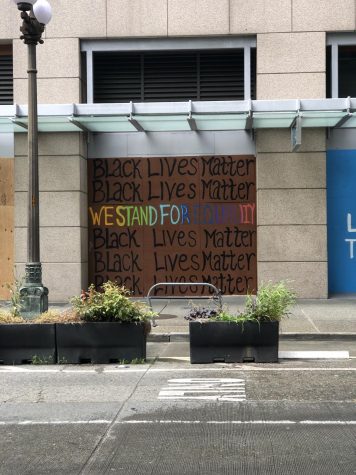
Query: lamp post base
19 263 48 319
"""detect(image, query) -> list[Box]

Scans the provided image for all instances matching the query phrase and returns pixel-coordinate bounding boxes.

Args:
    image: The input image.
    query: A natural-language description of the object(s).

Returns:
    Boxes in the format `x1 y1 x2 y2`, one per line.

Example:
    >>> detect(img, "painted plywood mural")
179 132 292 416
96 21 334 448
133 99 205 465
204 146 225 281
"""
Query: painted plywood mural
88 155 257 296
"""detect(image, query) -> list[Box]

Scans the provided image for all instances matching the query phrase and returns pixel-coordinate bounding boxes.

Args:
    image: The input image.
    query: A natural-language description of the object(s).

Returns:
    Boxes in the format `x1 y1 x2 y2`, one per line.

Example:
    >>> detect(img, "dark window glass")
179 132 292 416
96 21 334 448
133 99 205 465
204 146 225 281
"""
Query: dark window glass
0 45 13 105
80 51 87 103
326 45 331 98
93 49 252 103
338 45 356 97
250 48 256 100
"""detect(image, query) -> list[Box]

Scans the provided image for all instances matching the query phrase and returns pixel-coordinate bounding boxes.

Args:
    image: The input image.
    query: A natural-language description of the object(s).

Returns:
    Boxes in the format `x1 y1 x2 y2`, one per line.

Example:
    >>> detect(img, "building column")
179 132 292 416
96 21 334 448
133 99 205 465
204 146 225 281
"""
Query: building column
14 132 88 302
255 32 327 298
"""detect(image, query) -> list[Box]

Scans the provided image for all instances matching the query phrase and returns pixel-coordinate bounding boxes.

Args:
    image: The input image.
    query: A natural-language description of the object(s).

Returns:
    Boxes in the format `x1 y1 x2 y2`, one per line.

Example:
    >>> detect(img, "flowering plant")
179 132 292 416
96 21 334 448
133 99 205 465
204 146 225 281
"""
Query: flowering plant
71 281 156 323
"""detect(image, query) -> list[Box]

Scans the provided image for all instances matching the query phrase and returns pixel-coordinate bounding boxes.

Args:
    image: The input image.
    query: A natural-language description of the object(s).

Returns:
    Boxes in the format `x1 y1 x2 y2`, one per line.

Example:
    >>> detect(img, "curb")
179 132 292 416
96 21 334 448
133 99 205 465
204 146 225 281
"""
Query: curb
148 332 356 342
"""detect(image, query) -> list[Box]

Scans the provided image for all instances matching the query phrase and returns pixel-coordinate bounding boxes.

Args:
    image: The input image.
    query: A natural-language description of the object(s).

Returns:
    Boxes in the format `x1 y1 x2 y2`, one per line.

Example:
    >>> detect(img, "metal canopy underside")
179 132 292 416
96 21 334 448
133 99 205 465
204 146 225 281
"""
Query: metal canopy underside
0 98 355 134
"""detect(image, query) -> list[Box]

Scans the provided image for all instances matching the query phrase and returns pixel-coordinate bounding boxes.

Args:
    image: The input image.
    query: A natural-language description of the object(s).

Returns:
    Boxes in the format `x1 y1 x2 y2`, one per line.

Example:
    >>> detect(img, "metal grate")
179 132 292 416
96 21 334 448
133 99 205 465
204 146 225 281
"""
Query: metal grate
93 49 253 103
199 50 244 100
93 52 142 103
0 55 13 105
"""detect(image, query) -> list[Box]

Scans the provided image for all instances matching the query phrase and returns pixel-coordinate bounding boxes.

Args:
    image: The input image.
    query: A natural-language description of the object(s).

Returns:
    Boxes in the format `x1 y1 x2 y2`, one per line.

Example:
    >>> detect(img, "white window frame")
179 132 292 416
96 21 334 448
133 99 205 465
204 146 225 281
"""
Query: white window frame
81 37 256 104
327 34 356 98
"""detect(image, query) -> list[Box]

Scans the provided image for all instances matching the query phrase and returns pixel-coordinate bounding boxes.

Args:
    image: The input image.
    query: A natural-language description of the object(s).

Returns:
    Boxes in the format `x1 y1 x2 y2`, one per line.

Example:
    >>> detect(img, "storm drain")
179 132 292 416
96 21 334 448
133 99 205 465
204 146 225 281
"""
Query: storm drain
158 378 246 402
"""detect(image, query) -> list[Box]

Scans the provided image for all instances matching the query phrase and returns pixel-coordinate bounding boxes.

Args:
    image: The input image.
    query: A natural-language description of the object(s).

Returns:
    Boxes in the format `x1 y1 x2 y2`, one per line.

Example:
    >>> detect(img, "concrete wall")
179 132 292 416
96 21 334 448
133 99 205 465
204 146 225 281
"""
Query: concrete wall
14 134 88 302
254 12 330 297
12 38 81 104
256 130 327 298
2 0 355 41
2 0 356 300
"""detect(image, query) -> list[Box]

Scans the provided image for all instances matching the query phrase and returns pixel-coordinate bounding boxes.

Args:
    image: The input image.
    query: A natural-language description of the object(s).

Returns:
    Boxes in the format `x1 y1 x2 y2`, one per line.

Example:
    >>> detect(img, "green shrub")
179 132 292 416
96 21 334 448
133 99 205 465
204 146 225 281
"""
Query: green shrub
245 281 296 322
5 279 24 318
213 310 254 323
185 281 296 323
70 281 156 323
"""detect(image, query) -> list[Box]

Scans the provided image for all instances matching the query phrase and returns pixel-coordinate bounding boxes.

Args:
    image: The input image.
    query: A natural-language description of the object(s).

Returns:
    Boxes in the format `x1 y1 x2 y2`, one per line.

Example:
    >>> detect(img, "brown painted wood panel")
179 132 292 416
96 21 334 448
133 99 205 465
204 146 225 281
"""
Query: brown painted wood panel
88 156 257 296
0 158 14 300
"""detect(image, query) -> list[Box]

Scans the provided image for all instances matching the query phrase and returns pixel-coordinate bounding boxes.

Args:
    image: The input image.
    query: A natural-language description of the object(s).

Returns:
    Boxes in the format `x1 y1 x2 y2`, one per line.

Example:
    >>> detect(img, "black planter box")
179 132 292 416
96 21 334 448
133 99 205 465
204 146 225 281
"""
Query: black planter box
189 321 279 364
0 324 56 365
55 322 148 364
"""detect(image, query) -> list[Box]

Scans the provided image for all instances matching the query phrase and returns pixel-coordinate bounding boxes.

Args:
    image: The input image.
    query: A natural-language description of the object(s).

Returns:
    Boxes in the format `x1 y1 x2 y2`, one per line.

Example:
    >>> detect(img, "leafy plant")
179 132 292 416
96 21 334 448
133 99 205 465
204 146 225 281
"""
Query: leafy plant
185 281 296 323
245 282 296 322
213 310 254 323
70 281 157 323
5 279 24 318
185 306 218 321
118 357 146 365
31 354 54 365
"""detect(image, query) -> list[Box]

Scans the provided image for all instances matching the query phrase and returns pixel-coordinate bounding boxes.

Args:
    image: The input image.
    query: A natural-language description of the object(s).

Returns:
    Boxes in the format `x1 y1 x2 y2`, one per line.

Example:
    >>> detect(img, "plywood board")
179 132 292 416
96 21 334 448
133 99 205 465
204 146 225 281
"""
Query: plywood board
0 158 14 300
88 156 257 297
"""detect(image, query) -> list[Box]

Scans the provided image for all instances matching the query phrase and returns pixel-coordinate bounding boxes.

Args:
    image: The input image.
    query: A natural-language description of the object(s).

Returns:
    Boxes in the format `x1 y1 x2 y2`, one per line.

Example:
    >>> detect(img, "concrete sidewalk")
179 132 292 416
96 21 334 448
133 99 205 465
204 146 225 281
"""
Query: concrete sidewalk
148 296 356 341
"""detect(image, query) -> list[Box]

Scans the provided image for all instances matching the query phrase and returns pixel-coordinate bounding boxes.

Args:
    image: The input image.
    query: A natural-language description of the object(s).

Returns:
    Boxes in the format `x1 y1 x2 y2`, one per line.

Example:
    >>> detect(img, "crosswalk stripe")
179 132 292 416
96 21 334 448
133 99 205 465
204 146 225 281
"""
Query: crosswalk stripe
158 377 247 402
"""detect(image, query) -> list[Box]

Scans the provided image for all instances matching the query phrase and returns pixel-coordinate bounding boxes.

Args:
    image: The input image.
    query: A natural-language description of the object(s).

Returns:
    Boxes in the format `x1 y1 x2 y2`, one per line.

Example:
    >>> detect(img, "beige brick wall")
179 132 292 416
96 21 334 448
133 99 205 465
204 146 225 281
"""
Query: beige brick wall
256 129 327 298
292 0 356 32
107 0 168 37
12 37 80 104
257 32 326 100
230 0 292 33
2 0 356 41
14 134 88 302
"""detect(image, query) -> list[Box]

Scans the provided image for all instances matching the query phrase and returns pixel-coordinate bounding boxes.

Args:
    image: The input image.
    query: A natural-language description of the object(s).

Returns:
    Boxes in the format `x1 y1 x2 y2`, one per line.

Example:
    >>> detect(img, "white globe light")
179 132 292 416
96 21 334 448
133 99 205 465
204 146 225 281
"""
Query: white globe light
33 0 52 25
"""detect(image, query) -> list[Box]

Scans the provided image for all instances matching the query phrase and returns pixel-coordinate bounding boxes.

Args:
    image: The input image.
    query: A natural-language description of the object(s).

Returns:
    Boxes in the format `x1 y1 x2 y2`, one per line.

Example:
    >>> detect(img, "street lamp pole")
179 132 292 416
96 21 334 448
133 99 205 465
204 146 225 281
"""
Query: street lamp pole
13 0 52 318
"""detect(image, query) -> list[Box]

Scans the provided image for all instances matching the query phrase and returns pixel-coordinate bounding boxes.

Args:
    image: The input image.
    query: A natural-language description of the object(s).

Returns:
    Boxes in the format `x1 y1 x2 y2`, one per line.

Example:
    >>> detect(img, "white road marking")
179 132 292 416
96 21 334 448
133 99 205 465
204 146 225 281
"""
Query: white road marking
169 378 245 384
121 420 356 425
167 352 350 361
0 367 355 373
0 420 111 425
158 396 247 401
279 351 350 359
0 419 355 426
158 378 247 401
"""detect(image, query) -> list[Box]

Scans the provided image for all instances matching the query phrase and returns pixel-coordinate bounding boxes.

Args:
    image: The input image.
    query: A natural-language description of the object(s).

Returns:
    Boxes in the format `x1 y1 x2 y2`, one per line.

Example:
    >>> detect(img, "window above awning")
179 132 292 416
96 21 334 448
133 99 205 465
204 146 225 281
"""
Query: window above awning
0 98 355 135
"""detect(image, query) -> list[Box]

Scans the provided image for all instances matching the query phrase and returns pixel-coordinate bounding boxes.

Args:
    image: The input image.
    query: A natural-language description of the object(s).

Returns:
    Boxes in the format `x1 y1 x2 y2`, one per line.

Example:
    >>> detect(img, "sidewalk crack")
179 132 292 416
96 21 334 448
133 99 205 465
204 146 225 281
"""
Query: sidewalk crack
79 361 153 474
301 308 320 333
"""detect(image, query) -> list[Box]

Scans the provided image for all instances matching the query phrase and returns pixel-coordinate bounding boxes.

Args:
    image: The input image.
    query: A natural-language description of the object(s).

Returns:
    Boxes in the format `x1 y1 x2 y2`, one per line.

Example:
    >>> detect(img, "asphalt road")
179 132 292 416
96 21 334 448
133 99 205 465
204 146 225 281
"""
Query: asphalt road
0 342 355 475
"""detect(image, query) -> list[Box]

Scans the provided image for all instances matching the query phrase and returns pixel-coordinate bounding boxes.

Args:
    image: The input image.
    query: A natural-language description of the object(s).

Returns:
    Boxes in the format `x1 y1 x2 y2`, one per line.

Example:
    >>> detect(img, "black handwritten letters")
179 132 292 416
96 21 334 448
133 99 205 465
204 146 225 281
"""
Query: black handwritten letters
88 156 257 296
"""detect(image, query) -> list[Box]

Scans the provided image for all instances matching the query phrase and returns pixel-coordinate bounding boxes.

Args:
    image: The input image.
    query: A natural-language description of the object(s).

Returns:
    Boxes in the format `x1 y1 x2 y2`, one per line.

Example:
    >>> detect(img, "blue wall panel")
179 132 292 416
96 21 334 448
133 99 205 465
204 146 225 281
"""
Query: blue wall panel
327 150 356 294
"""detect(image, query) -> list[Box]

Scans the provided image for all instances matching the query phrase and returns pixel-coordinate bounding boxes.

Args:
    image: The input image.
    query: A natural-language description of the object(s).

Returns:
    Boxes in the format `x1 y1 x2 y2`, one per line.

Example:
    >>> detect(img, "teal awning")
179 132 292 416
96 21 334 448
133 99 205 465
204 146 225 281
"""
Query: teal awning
1 98 355 134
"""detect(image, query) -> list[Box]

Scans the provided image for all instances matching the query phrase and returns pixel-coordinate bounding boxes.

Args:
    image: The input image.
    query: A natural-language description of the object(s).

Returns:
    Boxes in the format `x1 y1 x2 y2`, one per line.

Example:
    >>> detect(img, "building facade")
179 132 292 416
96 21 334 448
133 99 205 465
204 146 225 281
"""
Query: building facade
0 0 356 301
